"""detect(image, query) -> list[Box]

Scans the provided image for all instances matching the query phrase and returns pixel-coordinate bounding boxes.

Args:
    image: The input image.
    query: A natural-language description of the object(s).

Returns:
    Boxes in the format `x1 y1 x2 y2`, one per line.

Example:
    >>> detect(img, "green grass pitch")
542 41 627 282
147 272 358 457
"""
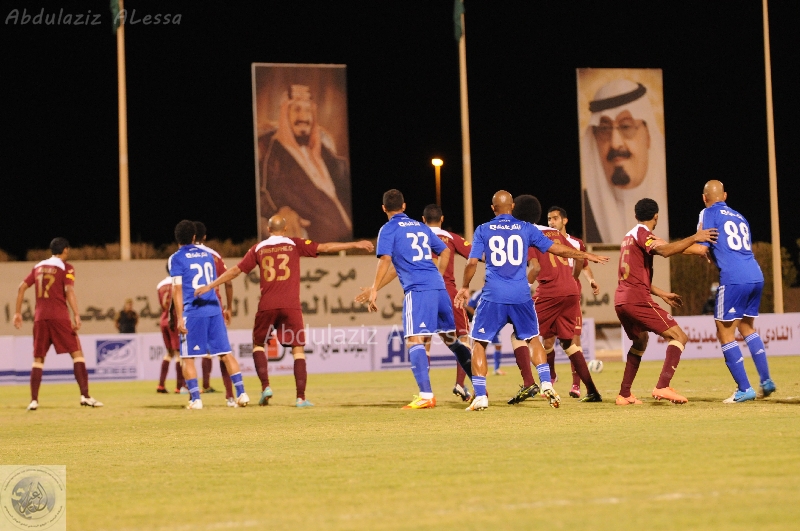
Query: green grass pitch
2 357 800 531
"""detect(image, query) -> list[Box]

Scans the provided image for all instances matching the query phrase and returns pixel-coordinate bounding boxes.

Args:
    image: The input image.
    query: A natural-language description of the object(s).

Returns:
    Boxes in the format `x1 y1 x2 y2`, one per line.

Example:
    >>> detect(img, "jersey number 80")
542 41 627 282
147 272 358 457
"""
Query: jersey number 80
488 235 524 266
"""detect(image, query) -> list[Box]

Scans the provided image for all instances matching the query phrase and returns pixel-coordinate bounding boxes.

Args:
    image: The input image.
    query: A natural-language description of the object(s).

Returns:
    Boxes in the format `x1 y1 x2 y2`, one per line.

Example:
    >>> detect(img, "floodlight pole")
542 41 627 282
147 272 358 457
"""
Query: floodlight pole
763 0 782 312
117 0 131 261
458 11 474 241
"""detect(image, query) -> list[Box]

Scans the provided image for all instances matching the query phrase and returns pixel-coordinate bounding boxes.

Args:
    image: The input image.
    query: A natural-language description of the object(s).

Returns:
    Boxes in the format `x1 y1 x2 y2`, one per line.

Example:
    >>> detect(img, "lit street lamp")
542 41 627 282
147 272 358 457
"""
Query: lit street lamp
431 158 443 206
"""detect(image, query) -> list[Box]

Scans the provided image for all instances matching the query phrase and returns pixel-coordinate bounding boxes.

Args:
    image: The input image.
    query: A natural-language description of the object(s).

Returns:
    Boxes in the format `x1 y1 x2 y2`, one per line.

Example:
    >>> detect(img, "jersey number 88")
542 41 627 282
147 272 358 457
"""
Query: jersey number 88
488 235 524 266
724 221 751 251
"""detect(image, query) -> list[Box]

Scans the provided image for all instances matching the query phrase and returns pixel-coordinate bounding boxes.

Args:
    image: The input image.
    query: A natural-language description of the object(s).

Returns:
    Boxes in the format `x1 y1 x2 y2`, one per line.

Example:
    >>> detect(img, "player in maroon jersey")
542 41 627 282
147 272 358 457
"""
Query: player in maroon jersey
512 198 602 404
422 204 474 402
156 268 185 393
544 206 601 398
12 237 102 410
196 215 374 407
615 199 717 405
193 221 236 404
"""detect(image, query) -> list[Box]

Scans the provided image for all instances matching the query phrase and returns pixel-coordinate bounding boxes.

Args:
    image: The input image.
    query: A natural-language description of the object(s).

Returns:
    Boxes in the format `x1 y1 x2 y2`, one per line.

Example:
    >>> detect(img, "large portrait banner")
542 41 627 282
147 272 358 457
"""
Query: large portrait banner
577 68 669 244
252 63 352 242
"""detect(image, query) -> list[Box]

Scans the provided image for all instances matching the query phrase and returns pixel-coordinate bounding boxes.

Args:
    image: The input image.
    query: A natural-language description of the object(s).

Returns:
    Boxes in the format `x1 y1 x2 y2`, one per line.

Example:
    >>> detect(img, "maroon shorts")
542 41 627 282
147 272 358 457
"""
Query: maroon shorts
535 294 580 340
253 308 306 347
447 285 470 337
616 301 678 340
161 323 180 351
33 319 80 358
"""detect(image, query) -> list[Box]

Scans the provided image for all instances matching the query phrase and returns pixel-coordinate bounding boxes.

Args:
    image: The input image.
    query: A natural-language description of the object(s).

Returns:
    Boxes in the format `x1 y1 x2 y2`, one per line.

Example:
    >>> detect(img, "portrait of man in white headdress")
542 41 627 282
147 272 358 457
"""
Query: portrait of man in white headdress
577 69 669 244
253 64 352 242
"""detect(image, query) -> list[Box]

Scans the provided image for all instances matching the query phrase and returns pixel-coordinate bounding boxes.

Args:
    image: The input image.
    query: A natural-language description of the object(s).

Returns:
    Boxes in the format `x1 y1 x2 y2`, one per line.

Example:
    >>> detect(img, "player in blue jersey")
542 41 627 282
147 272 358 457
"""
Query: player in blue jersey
455 191 608 410
685 180 775 403
367 189 475 409
169 220 250 410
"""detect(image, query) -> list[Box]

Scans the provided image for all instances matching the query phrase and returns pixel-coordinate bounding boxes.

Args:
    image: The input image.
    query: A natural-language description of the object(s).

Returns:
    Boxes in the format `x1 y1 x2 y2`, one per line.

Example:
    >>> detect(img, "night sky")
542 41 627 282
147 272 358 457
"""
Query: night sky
2 0 798 261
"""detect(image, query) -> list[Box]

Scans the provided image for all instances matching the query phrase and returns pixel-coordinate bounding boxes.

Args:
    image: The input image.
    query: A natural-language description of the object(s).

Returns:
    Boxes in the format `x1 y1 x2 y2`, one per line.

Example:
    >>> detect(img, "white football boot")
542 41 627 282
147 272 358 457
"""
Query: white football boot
465 395 489 411
80 395 104 407
27 400 38 411
236 392 250 407
187 399 203 410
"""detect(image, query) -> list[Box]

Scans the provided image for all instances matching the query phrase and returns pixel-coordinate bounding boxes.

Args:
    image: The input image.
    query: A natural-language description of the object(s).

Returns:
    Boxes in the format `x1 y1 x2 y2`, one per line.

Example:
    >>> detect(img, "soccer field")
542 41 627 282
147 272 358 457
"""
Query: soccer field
2 357 800 531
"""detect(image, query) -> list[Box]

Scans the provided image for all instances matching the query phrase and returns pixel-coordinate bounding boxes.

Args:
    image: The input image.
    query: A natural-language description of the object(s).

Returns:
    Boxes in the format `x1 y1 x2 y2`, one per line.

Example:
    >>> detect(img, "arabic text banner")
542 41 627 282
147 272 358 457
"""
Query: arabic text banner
0 320 594 385
620 313 800 361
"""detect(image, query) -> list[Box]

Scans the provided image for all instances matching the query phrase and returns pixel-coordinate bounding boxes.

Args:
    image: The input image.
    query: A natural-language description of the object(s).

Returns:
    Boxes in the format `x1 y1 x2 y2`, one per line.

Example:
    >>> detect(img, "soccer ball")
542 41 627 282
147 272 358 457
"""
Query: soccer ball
587 359 604 373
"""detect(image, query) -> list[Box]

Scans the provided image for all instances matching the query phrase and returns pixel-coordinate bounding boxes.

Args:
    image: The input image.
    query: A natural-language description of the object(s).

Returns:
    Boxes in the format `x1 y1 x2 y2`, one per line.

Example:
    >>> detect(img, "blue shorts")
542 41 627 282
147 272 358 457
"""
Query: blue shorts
402 289 456 338
470 299 538 343
715 282 763 321
180 313 232 358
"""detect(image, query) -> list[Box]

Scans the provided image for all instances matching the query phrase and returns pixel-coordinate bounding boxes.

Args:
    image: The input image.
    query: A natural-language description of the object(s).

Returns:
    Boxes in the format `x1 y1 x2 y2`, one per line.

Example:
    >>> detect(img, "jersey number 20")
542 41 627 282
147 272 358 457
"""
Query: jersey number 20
724 221 751 251
190 263 215 288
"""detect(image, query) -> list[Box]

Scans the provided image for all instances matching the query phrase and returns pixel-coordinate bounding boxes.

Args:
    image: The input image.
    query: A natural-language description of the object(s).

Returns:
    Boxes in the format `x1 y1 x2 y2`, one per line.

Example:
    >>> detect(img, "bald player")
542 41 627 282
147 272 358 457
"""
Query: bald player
684 181 774 403
197 215 373 407
455 191 608 411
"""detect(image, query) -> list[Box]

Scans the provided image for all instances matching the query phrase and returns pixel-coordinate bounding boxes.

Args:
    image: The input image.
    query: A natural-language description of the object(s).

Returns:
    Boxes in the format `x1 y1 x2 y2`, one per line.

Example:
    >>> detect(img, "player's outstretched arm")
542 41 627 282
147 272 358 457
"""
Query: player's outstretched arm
195 266 242 298
317 240 375 254
652 228 718 258
683 243 709 256
548 242 609 264
455 258 479 308
12 281 29 329
355 264 397 304
368 255 393 312
651 284 683 308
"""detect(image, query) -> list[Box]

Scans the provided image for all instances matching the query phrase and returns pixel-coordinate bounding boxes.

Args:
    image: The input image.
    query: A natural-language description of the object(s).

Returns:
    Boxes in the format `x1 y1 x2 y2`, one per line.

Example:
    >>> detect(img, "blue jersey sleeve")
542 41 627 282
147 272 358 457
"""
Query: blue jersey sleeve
468 226 485 260
376 223 394 258
168 253 183 279
526 223 554 253
697 209 711 248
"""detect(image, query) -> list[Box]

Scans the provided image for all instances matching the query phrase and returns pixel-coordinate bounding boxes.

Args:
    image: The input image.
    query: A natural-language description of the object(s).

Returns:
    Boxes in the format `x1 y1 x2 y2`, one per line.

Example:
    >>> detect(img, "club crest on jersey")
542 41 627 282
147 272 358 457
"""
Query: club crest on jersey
185 251 208 258
304 239 312 244
489 223 521 230
398 221 420 227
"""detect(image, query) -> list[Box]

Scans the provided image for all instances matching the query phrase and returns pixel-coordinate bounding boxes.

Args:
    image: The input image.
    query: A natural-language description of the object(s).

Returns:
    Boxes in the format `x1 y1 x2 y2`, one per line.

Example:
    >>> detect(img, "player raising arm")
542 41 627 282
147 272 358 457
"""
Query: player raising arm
614 198 717 406
683 180 774 403
454 190 607 411
196 215 373 407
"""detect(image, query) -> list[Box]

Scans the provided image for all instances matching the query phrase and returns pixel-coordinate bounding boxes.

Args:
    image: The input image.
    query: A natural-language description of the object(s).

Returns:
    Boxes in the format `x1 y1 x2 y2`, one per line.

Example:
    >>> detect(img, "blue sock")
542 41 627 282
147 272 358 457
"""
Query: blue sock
472 375 487 397
186 378 201 401
493 349 501 371
447 340 472 379
408 344 432 393
744 333 771 382
230 372 245 397
536 363 551 385
722 342 751 392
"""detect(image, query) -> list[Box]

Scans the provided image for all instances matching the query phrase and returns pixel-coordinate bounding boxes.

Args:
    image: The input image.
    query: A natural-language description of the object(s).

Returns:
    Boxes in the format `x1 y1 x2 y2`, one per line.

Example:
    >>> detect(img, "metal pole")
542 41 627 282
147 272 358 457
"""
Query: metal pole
435 165 441 206
458 12 474 241
117 0 131 261
763 0 782 312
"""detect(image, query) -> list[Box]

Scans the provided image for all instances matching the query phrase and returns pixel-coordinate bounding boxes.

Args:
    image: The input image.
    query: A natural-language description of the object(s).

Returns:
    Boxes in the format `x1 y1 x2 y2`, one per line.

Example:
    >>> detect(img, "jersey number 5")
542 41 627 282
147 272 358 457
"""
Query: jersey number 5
407 233 432 261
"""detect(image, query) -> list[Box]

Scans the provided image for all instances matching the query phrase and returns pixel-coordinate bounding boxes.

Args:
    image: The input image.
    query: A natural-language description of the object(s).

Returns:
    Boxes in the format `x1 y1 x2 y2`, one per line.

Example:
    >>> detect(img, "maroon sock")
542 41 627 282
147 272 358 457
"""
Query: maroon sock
619 352 642 398
547 350 556 383
294 358 307 400
455 363 466 387
31 367 43 401
571 358 581 387
514 346 535 387
568 352 598 395
201 357 212 389
73 361 89 397
220 359 233 399
158 360 170 387
253 350 270 391
656 344 683 389
175 361 185 389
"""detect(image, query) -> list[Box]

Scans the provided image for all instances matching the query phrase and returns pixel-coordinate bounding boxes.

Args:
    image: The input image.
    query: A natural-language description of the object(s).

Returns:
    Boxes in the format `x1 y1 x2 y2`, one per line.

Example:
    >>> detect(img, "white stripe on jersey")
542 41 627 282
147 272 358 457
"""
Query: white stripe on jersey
157 276 172 289
716 285 725 320
34 256 66 270
429 226 453 239
405 292 412 337
697 208 706 230
255 235 296 252
196 243 221 259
